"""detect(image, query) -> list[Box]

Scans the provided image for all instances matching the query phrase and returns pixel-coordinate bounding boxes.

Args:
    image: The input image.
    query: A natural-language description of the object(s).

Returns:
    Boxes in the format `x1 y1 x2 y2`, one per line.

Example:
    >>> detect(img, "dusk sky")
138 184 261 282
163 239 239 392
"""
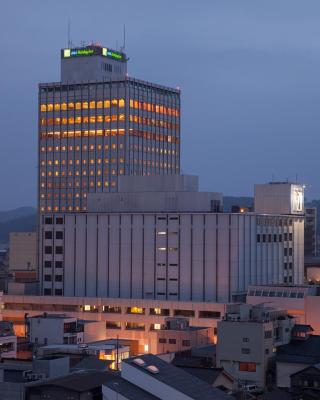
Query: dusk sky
1 0 319 209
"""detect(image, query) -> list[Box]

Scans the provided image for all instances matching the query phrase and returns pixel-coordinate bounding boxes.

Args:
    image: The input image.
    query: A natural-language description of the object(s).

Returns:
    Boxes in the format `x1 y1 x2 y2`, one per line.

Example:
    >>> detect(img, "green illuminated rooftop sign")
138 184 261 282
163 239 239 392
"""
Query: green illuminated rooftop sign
62 46 125 61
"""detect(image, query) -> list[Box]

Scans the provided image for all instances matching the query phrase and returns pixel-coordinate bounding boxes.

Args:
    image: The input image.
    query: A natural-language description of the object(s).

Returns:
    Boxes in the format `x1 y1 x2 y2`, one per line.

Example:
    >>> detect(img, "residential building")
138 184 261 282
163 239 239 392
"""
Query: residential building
39 341 130 370
290 363 320 400
39 177 304 301
305 255 320 283
216 303 294 389
27 313 105 345
9 232 37 271
148 317 213 354
247 284 320 335
276 326 320 388
305 207 317 257
39 44 180 214
0 320 17 359
102 354 232 399
25 370 112 400
2 294 226 351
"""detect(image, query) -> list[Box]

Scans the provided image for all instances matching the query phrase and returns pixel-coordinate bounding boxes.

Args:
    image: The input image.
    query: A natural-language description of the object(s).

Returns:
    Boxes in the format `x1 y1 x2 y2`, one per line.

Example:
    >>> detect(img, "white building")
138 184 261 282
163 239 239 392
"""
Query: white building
28 313 105 345
39 177 304 303
216 303 294 389
0 321 17 359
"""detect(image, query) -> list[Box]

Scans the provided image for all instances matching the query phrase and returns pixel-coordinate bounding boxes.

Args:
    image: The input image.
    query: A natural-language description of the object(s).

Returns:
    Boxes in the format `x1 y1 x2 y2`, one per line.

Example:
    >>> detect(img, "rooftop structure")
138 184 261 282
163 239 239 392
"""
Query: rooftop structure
103 354 232 400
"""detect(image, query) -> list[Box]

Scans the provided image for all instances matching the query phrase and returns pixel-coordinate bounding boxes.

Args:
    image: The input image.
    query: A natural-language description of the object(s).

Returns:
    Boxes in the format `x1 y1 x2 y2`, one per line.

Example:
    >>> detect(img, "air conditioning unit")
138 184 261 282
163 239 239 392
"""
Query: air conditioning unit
23 370 32 380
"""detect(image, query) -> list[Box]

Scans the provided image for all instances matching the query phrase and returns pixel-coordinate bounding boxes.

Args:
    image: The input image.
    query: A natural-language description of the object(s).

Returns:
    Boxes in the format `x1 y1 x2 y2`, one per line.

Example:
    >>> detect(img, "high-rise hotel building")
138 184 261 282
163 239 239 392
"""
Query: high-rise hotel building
39 45 180 213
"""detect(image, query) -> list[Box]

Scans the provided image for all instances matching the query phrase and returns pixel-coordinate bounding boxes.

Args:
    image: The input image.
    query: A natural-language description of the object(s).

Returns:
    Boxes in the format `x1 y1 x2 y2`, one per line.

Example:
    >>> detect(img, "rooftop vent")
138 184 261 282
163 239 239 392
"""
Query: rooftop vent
146 365 159 374
133 358 146 366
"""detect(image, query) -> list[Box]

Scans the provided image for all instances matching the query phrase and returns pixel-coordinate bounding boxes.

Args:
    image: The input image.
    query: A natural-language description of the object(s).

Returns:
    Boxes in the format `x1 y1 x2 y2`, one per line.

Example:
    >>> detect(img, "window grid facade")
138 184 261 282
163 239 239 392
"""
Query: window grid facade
39 78 180 213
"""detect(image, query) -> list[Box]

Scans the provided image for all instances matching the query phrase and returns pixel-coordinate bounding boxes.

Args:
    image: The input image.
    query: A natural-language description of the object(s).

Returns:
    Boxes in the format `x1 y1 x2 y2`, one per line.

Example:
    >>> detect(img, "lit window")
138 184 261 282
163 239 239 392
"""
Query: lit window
157 231 166 236
118 99 125 108
82 101 88 109
157 247 166 251
61 103 67 110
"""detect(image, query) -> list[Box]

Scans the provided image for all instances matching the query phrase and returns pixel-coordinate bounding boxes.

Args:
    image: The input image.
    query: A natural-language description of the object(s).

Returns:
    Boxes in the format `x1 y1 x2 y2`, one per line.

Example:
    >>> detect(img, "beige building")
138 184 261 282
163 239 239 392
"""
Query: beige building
247 284 320 335
148 317 213 354
216 303 294 389
2 294 225 351
9 232 37 271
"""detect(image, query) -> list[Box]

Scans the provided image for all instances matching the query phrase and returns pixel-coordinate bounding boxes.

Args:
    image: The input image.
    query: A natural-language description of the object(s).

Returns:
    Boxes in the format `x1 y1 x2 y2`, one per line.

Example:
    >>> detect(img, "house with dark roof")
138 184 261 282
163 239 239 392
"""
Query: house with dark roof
103 354 233 400
276 334 320 388
25 370 113 400
290 364 320 400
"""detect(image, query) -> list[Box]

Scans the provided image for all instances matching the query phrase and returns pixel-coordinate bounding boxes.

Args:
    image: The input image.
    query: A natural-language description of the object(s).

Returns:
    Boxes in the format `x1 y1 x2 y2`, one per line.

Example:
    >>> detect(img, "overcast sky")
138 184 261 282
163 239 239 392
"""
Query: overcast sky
0 0 319 209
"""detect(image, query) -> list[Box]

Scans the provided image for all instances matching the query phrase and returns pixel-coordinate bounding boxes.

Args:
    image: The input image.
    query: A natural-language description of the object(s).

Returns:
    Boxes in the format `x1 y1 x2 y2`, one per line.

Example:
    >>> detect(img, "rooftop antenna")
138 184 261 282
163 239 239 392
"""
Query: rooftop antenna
67 18 72 48
120 24 126 52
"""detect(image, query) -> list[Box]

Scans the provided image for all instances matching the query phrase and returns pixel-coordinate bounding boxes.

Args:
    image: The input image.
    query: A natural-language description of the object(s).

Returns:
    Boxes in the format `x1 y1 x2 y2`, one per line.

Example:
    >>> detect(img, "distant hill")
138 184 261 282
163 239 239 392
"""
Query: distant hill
0 207 36 246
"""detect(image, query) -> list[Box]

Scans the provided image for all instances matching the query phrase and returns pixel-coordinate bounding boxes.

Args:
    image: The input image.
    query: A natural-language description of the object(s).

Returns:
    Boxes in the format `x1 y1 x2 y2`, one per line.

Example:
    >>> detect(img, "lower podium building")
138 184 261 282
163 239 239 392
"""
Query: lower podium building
38 177 304 303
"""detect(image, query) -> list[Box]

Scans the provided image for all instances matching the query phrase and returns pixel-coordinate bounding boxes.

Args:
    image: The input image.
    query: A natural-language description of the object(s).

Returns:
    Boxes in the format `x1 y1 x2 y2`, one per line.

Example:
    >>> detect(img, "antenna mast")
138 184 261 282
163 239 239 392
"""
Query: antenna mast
67 18 71 48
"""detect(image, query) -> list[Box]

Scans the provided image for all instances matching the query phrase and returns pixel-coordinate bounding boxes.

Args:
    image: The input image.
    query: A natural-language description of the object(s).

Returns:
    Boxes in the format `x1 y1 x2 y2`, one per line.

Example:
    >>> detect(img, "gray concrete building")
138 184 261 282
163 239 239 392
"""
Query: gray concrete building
216 303 294 389
39 178 304 302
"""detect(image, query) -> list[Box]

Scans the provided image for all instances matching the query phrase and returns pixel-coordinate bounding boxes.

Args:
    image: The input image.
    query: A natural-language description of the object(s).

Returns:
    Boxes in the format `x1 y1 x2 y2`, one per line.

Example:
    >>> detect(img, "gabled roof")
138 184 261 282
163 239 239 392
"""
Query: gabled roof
276 335 320 364
290 363 320 378
104 375 160 400
177 367 234 385
292 324 314 334
26 370 114 392
123 354 232 400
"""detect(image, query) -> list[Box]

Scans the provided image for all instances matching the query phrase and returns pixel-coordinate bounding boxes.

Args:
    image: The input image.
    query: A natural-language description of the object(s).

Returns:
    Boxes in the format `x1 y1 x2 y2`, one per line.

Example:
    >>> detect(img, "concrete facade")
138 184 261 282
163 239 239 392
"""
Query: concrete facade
9 232 37 271
39 211 304 302
216 304 294 389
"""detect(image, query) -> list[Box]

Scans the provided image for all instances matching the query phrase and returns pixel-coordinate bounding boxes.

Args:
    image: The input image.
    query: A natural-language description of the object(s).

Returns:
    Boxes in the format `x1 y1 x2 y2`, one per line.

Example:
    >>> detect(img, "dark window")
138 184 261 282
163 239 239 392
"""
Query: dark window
169 217 178 220
55 261 63 268
56 231 63 240
269 234 272 242
56 217 64 224
243 338 249 342
45 217 53 225
265 349 269 354
274 234 277 242
55 275 63 282
284 233 288 241
297 293 304 298
199 311 221 319
44 261 52 268
43 288 51 295
174 309 195 318
169 278 178 281
55 246 63 254
44 275 52 281
289 233 293 241
103 306 121 313
241 348 250 354
257 234 261 243
284 248 288 256
289 248 293 256
263 234 266 242
159 338 166 343
289 262 293 270
55 289 63 295
169 339 176 344
265 330 272 339
182 340 191 347
106 321 121 329
45 231 52 239
157 278 165 281
288 276 293 284
279 234 282 242
157 292 165 296
169 263 178 266
45 246 52 254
